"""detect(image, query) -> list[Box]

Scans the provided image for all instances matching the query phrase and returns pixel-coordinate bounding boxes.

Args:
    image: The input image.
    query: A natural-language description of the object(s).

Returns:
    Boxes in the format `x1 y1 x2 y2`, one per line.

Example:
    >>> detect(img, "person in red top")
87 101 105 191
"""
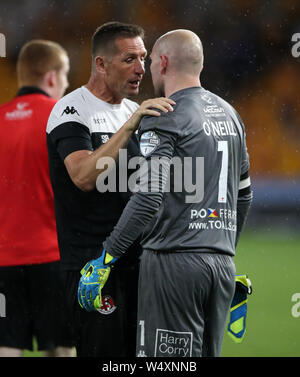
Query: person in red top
0 40 74 356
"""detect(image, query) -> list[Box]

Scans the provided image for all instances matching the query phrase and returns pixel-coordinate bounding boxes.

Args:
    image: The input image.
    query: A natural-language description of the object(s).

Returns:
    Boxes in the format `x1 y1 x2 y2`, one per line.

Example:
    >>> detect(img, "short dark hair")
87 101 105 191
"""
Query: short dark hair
92 21 145 58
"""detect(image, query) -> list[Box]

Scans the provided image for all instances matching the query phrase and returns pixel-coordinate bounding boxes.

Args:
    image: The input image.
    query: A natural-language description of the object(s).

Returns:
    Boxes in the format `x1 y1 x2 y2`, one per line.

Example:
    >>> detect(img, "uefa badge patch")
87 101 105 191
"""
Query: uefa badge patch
140 131 160 157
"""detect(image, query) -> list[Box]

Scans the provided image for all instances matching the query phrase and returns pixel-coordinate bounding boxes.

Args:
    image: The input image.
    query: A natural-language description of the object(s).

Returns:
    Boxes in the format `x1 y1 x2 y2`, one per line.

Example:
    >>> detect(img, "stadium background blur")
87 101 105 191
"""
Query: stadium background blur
0 0 299 357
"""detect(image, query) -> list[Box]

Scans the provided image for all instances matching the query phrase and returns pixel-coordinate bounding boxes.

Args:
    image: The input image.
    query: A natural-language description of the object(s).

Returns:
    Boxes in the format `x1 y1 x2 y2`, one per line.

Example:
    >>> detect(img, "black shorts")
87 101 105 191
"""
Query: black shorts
65 262 139 357
0 261 75 351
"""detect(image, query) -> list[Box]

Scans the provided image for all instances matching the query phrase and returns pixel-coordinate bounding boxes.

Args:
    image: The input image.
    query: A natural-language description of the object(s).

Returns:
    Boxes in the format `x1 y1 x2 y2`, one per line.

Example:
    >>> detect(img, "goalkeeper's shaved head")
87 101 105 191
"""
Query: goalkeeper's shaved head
150 29 203 97
154 29 204 75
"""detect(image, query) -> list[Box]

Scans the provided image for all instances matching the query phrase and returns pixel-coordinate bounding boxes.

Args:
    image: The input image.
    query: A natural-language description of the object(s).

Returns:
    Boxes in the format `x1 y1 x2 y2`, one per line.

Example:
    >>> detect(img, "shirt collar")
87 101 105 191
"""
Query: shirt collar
16 86 50 98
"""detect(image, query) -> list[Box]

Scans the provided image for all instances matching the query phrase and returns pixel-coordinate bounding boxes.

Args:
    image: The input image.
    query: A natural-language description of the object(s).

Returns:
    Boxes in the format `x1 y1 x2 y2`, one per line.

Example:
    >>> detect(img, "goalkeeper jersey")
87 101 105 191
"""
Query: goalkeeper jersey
104 86 251 257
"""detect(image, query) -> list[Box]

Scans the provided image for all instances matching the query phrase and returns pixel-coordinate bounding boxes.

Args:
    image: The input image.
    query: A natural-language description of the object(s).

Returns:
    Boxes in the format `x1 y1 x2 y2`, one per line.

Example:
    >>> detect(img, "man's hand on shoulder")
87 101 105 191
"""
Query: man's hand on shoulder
127 97 175 132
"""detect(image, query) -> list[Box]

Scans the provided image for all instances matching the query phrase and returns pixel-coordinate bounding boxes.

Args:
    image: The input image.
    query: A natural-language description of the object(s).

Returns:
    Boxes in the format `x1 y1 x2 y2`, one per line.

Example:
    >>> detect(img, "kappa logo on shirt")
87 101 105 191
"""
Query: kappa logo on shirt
136 349 147 357
61 106 80 116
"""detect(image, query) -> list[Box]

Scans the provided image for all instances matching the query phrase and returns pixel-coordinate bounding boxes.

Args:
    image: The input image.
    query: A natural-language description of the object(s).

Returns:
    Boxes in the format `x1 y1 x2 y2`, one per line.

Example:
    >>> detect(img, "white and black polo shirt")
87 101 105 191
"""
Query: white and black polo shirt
46 86 140 270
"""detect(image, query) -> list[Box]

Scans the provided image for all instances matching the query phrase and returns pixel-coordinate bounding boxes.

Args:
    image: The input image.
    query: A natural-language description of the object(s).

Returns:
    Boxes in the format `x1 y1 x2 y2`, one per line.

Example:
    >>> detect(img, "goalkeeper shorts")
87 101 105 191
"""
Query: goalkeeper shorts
136 250 236 357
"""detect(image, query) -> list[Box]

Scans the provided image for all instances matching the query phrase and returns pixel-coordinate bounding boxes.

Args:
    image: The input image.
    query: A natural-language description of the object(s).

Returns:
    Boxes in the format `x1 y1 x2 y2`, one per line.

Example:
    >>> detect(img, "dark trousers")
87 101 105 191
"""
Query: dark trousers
64 263 139 357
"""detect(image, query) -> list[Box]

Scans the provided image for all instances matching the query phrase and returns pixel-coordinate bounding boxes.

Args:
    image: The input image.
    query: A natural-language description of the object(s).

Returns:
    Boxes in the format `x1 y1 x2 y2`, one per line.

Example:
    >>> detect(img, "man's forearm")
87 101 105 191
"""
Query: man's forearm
79 124 135 189
103 190 164 258
64 98 175 192
64 115 140 191
103 156 171 258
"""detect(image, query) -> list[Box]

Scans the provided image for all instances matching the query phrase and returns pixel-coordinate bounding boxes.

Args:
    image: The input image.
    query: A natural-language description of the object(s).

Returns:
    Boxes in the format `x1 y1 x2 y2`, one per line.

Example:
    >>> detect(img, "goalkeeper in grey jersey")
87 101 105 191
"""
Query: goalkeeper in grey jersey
79 29 252 357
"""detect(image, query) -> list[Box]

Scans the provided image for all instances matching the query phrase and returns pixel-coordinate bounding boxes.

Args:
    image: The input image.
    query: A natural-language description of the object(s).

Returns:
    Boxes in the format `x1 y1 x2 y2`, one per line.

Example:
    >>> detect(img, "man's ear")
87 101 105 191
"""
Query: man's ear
94 56 107 74
160 55 168 74
44 70 57 88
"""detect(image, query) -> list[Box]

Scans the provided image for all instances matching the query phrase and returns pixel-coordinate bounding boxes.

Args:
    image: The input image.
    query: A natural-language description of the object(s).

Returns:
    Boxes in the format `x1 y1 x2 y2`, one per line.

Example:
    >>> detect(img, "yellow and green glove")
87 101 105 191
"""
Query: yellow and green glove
78 249 117 312
227 274 252 343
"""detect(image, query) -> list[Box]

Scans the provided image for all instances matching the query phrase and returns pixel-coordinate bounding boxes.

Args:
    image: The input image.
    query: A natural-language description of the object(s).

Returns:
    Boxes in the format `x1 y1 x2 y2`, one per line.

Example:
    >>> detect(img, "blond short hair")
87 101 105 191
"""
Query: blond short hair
17 39 67 86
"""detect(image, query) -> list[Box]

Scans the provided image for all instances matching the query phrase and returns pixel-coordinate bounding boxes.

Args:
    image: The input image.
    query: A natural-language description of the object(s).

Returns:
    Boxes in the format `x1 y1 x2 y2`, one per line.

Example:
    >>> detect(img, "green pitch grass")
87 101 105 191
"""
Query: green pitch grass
23 230 300 357
221 229 300 357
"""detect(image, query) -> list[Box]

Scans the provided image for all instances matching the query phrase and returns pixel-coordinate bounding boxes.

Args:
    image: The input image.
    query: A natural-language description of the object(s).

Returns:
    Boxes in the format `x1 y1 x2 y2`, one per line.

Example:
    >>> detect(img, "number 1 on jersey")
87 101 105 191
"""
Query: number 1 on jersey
217 140 228 203
139 320 145 346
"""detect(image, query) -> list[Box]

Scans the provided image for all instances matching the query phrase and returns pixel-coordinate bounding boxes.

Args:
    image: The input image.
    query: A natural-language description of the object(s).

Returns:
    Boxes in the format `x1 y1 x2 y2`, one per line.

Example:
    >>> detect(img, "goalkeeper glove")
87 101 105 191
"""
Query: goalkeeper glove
227 274 252 343
78 249 117 312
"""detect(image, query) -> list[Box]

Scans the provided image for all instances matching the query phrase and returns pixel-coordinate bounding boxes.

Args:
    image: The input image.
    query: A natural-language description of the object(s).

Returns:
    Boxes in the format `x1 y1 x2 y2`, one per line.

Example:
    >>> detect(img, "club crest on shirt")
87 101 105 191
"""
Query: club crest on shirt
140 131 160 157
97 295 117 315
